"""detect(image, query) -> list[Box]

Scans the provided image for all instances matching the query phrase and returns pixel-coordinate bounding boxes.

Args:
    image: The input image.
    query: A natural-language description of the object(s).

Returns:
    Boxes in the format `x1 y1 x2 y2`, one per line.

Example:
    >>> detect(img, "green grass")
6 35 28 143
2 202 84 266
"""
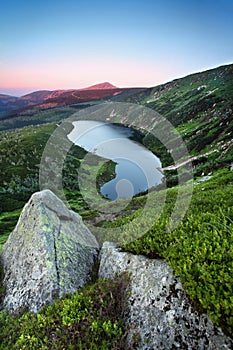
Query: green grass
116 169 233 335
119 63 233 170
0 276 128 350
80 168 233 335
0 106 77 132
0 63 233 341
0 209 22 250
0 126 118 244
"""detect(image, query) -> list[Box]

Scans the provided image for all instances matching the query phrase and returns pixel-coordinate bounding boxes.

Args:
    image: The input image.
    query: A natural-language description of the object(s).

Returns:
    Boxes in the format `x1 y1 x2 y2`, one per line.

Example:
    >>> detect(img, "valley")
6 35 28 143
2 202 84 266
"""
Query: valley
0 63 232 347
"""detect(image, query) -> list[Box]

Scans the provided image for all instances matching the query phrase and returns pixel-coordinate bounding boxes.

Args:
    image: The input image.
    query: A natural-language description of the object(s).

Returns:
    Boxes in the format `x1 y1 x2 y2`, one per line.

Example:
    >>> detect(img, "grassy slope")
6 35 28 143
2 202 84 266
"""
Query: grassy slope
0 123 57 242
117 63 233 172
120 169 233 335
79 168 232 335
0 123 116 249
0 105 78 131
0 64 232 343
0 276 128 349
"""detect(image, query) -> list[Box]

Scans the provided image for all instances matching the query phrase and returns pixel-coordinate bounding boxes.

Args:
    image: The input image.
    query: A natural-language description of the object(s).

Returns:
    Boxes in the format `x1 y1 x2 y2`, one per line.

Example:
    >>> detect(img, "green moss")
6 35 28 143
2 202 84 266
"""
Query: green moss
120 169 233 335
96 160 116 191
0 63 233 341
0 209 23 250
0 263 5 304
0 276 128 350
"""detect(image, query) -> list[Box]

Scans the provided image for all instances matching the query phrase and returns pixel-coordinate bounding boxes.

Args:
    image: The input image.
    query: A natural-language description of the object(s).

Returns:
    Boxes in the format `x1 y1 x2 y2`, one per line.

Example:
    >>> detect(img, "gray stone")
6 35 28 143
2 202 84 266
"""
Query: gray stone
99 242 233 350
0 190 99 313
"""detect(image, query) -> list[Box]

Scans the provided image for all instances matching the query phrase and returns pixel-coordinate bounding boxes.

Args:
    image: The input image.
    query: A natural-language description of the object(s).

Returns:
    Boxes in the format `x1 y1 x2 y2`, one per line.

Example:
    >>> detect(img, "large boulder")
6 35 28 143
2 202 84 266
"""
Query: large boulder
0 190 99 313
99 242 233 350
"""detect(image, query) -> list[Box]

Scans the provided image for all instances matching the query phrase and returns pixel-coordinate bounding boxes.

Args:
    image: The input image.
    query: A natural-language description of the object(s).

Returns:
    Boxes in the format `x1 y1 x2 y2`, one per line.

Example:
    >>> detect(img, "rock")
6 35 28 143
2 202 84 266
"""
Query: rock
99 242 233 350
0 190 99 313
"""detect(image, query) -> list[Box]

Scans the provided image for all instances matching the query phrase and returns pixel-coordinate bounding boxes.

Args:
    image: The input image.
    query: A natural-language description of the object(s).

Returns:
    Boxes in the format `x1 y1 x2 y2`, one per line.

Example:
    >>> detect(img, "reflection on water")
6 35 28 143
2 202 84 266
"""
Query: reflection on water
68 120 163 200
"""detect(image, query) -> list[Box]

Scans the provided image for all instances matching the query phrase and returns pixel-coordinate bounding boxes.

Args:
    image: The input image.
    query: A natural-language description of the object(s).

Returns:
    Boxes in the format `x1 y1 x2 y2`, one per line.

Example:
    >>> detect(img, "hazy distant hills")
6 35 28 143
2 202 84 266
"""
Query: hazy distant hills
0 65 233 344
0 63 232 170
39 85 142 109
0 91 51 112
0 82 143 114
0 94 18 109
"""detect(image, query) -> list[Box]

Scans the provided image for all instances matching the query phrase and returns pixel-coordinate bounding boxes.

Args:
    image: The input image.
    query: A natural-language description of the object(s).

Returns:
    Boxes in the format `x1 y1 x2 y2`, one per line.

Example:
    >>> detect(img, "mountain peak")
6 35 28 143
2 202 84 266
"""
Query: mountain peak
81 82 118 90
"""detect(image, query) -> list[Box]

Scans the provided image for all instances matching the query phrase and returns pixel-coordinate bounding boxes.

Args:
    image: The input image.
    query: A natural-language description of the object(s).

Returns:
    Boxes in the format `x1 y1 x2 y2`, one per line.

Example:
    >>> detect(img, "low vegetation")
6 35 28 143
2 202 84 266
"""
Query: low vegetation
61 168 233 335
104 169 233 335
0 106 77 132
118 63 233 175
0 64 232 343
0 276 128 350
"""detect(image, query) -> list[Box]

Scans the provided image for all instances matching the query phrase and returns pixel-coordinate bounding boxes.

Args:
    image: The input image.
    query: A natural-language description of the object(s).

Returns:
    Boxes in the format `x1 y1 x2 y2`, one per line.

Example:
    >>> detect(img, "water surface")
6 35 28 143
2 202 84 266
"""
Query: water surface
68 120 163 200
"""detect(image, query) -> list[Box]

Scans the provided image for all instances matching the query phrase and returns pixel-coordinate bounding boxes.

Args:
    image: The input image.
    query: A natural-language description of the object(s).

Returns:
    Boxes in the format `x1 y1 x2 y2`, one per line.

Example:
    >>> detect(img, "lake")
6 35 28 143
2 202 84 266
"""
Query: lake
68 120 163 200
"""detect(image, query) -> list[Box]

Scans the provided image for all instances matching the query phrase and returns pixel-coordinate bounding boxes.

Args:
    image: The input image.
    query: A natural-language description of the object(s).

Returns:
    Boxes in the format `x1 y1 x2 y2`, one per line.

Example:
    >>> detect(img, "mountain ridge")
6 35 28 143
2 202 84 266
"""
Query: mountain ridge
0 82 142 114
80 82 118 90
0 62 233 343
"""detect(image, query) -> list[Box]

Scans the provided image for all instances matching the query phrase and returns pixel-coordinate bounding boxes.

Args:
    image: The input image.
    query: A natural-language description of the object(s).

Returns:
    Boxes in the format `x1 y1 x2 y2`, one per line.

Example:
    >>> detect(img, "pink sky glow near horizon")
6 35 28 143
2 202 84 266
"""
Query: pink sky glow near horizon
0 58 184 96
1 57 226 97
1 0 232 97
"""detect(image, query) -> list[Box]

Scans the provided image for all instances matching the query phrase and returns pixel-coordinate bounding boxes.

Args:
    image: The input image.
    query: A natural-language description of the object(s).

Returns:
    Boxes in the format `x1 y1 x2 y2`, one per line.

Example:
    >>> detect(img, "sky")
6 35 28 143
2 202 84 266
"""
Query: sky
0 0 233 96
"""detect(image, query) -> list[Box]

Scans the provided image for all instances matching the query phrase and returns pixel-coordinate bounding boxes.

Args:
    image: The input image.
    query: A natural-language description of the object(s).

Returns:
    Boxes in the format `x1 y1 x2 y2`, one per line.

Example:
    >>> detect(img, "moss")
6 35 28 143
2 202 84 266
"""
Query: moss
0 63 233 340
0 262 5 305
121 169 233 336
0 275 129 350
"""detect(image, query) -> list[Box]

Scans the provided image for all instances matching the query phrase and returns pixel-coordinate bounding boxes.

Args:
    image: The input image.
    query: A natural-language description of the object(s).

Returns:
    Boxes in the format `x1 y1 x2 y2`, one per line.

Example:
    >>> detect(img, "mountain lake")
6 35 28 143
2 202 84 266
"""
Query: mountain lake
68 120 163 200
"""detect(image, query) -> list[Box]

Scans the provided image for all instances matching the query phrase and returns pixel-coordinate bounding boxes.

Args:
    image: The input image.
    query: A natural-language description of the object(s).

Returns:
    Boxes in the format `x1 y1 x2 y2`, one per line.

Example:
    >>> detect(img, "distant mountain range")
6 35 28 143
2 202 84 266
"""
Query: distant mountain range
1 63 232 171
0 82 143 114
0 62 232 185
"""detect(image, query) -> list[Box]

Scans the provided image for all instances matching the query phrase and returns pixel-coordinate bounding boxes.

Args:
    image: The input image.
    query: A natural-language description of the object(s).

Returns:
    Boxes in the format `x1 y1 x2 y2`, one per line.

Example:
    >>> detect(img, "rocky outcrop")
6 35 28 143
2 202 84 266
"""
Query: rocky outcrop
99 242 233 350
0 190 99 313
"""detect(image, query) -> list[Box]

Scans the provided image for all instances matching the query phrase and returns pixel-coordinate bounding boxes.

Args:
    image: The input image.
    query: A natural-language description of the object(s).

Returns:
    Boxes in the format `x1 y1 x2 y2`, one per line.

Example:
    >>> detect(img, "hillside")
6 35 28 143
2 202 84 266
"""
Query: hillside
0 63 232 215
0 63 232 211
38 86 142 109
128 64 233 152
1 64 232 175
0 91 52 113
0 94 16 102
110 63 233 177
0 83 143 116
0 95 17 113
0 63 233 342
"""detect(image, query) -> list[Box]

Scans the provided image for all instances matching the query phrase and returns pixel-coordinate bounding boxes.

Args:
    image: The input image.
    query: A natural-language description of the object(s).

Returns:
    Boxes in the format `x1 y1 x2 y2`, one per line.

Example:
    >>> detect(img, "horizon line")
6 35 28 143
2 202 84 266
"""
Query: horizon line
1 61 232 97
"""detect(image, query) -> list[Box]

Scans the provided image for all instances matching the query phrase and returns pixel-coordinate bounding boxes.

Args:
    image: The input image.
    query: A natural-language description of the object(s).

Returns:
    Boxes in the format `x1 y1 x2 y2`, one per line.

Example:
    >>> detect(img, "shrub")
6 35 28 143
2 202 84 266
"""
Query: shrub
119 169 233 335
0 275 129 350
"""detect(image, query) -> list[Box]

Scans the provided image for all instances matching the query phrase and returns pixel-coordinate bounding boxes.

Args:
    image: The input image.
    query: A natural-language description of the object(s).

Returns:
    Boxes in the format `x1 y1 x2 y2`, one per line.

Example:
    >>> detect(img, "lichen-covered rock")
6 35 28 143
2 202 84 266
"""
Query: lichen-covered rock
99 242 233 350
0 190 99 313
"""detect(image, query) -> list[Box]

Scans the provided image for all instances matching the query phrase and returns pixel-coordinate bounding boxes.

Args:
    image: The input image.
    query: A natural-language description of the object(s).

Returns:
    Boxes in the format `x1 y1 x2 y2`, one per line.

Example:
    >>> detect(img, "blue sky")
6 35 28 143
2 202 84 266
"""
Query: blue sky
0 0 232 95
